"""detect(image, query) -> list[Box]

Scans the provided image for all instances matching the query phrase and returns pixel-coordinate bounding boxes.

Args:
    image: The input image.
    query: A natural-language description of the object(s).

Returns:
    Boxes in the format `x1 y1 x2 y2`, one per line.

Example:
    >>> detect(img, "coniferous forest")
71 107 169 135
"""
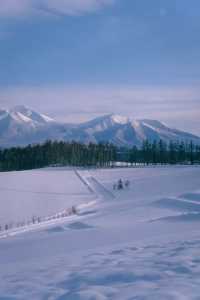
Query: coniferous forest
0 140 200 172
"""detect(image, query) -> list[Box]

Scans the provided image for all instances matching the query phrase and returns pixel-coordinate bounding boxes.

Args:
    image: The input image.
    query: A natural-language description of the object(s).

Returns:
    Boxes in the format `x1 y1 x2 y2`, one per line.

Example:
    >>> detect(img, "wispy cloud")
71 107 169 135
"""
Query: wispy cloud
0 0 114 18
41 0 114 16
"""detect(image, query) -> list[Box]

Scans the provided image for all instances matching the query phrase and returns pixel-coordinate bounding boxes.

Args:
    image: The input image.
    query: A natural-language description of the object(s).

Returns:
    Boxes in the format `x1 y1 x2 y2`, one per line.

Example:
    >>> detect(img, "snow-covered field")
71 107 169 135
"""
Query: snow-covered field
0 166 200 299
0 168 93 227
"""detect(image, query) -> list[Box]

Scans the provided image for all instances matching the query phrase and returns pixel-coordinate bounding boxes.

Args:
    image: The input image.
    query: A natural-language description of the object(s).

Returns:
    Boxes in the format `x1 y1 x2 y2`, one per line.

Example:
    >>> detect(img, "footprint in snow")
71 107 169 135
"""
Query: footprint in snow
66 222 94 230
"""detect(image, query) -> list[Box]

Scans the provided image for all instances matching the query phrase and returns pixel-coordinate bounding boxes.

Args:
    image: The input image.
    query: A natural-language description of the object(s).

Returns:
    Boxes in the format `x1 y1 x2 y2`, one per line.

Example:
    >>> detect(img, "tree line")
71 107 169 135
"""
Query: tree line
0 141 117 171
0 139 200 171
124 140 200 165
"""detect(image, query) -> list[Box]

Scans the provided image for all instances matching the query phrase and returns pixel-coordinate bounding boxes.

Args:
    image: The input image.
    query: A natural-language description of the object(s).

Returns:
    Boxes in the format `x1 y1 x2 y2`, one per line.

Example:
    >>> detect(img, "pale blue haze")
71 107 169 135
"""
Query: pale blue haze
0 0 200 134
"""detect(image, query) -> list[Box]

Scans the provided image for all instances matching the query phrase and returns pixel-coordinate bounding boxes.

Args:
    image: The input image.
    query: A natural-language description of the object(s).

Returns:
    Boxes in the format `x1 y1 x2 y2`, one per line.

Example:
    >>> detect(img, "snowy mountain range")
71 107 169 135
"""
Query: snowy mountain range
0 105 200 148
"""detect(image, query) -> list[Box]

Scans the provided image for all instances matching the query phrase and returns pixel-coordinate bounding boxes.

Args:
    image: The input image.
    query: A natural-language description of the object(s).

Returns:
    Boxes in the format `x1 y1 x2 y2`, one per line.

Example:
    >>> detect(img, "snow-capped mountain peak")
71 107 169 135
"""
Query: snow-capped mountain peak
9 105 55 125
110 114 130 125
10 105 32 115
0 106 200 148
79 114 129 133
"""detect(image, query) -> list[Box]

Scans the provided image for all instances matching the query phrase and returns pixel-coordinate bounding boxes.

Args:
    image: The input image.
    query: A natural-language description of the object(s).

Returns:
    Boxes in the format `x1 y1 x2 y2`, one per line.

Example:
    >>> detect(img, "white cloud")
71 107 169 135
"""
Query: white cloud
43 0 114 16
0 0 114 18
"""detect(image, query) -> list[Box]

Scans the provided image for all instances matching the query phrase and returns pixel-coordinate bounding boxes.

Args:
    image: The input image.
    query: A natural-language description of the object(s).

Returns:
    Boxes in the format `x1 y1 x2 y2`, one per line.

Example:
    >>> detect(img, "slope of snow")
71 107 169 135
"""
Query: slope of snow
111 114 129 125
11 111 33 123
80 114 129 133
1 166 200 299
0 106 68 147
0 168 93 227
0 107 200 147
10 105 55 124
40 113 55 123
0 109 9 121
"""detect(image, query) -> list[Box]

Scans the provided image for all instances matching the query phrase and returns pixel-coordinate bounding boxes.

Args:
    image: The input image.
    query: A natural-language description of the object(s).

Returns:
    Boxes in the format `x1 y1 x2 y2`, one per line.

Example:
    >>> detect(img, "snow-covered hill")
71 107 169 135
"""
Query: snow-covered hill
0 106 200 147
77 114 200 147
1 166 200 299
0 106 73 147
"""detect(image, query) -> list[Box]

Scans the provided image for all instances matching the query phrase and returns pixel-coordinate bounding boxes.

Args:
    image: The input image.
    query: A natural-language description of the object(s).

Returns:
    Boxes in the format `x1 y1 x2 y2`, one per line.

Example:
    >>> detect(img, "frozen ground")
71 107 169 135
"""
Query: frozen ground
0 168 92 226
0 166 200 299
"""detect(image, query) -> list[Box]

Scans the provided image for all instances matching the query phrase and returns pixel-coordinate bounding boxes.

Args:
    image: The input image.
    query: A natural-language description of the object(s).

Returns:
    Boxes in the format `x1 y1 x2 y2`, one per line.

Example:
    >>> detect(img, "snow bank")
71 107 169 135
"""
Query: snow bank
0 166 200 299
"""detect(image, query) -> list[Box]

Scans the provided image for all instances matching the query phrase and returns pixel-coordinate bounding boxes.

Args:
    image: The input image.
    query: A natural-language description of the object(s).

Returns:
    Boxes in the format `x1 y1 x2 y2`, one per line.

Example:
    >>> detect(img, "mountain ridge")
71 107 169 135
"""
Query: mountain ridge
0 106 199 148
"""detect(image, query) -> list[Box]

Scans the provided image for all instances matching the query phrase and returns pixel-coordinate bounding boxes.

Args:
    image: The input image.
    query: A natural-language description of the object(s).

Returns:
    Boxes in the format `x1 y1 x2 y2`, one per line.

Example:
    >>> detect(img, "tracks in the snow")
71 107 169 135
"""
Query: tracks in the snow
0 169 112 240
0 170 104 239
74 170 115 201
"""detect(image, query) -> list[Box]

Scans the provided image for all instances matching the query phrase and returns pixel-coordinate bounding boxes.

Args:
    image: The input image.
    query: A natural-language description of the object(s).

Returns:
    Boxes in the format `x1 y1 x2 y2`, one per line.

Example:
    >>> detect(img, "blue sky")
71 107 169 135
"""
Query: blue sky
0 0 200 134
